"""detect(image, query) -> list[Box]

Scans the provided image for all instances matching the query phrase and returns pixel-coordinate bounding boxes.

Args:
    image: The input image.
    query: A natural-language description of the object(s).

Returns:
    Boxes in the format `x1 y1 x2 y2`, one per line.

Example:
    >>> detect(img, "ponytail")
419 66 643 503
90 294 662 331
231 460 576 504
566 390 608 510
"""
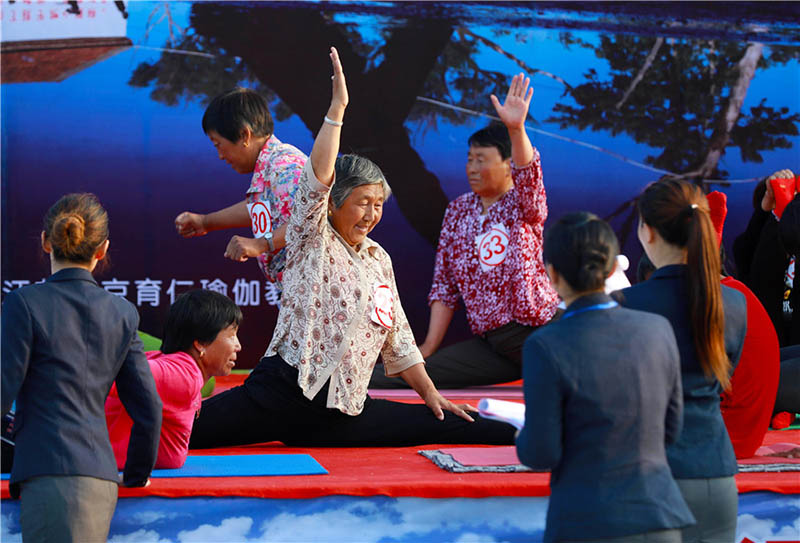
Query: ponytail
638 180 730 390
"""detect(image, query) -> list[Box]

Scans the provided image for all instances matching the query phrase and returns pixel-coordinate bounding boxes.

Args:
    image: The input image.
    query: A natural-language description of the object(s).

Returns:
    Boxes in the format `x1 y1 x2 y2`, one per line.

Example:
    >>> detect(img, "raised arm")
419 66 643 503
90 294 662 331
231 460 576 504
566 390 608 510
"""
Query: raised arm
310 47 349 187
490 73 534 167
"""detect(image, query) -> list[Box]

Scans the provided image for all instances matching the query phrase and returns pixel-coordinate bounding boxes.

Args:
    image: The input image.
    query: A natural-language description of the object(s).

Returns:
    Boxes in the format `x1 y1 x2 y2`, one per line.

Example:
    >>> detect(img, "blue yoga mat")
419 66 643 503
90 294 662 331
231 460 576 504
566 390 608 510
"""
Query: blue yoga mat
151 454 327 477
2 454 327 480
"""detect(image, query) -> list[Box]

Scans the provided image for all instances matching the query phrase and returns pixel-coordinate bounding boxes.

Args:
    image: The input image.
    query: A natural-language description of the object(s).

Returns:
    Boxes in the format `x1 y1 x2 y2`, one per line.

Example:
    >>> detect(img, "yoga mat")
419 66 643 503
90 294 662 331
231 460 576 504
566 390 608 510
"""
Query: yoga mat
2 454 327 480
439 446 521 466
419 450 535 474
150 454 327 477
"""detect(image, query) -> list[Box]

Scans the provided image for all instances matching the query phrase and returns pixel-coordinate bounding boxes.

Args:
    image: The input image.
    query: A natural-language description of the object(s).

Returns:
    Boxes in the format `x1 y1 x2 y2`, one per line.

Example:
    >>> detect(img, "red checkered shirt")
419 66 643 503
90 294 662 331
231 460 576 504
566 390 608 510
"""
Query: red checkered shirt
428 150 559 335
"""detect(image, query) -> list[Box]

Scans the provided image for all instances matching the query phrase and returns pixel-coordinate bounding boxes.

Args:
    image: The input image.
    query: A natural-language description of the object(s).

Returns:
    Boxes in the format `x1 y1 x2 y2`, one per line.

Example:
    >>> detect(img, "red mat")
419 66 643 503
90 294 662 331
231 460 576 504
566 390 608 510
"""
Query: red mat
3 377 797 500
4 435 798 500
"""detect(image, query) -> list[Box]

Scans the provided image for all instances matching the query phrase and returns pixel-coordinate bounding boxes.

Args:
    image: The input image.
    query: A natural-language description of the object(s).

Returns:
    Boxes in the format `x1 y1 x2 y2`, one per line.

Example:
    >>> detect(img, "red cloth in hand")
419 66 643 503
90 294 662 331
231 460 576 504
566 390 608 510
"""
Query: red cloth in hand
770 177 796 220
706 191 727 248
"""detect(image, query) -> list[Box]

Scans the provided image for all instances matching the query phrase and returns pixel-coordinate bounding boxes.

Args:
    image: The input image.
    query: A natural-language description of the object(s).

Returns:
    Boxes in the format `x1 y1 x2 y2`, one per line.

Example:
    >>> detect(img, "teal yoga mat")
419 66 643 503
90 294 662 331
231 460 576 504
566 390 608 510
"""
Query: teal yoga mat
2 454 327 480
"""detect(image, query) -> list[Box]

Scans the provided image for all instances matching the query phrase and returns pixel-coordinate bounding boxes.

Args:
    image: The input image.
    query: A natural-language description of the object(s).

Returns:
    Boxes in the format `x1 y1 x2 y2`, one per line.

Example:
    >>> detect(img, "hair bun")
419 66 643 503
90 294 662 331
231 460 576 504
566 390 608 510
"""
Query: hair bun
53 213 86 258
580 249 607 267
43 193 109 264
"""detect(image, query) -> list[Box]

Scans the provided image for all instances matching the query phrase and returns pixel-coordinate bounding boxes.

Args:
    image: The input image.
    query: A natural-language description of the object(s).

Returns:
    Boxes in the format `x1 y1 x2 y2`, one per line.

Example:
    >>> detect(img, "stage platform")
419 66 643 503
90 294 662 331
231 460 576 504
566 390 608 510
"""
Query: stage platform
1 376 798 542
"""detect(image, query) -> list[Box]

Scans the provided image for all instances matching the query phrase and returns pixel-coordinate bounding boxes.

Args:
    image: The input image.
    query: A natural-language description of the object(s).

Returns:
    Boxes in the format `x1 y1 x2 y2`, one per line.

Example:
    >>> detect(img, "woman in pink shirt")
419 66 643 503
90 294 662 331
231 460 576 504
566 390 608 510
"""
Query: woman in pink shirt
105 289 242 469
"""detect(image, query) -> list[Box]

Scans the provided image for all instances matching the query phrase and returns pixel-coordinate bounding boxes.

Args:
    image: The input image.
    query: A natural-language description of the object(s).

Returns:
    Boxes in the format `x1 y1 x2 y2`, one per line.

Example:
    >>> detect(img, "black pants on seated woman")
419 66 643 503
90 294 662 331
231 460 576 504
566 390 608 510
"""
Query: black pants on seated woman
189 355 514 449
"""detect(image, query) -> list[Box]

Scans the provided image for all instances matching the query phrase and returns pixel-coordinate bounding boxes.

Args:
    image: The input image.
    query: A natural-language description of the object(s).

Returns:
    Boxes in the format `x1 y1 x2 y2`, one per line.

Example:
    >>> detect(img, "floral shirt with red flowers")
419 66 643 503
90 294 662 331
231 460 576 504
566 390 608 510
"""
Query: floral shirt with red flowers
266 161 423 415
245 135 307 285
428 150 559 335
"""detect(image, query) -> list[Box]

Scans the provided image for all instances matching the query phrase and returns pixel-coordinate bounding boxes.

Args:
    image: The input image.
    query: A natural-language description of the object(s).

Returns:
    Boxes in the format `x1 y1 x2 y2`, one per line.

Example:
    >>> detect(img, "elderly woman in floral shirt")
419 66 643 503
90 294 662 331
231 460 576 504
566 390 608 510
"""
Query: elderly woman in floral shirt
189 48 514 449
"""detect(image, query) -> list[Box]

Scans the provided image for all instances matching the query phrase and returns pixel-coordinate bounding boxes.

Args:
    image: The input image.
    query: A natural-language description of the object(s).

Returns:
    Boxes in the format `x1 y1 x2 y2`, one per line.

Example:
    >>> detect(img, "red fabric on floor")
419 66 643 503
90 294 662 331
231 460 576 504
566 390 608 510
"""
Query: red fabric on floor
5 436 798 500
5 406 797 501
120 443 551 499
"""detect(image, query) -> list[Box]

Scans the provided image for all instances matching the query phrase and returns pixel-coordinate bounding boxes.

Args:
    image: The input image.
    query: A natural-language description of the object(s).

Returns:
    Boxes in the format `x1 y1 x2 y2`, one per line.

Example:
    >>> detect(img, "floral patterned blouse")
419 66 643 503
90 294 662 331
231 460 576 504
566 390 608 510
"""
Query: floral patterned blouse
265 161 423 415
245 135 307 284
428 150 559 335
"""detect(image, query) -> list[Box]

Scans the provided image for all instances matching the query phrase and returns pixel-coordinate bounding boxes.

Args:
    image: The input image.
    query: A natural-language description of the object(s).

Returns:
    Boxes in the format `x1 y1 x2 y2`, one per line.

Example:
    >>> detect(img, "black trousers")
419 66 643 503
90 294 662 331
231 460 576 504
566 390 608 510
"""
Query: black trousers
189 354 515 449
369 321 539 389
775 345 800 414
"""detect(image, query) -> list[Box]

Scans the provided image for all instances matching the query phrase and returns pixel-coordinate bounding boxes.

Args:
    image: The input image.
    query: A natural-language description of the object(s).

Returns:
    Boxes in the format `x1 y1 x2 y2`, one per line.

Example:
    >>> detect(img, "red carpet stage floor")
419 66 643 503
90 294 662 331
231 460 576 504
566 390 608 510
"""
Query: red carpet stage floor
1 376 798 542
3 374 794 500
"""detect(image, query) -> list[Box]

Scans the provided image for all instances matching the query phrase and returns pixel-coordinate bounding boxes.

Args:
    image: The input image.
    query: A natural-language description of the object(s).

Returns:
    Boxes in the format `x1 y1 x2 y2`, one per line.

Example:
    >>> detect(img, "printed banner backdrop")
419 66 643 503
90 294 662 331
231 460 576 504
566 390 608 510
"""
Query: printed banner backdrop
1 493 799 542
2 1 800 368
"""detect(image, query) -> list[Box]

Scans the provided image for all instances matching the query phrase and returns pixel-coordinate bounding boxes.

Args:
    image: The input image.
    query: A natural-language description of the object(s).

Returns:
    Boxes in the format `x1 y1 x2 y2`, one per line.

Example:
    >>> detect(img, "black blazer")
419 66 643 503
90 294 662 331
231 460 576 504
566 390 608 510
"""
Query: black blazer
1 268 162 491
617 265 747 479
516 292 694 542
733 200 800 346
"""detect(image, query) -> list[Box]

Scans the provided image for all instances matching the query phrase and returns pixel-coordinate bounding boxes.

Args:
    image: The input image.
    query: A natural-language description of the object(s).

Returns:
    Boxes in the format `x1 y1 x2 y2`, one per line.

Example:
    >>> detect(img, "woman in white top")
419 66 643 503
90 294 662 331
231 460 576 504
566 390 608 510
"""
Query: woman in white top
190 48 515 449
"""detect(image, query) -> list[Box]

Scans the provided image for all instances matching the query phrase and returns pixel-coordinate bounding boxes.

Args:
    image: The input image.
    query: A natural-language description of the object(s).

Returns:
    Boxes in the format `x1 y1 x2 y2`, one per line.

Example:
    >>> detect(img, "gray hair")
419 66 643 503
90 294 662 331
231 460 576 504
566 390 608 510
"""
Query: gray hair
330 154 392 208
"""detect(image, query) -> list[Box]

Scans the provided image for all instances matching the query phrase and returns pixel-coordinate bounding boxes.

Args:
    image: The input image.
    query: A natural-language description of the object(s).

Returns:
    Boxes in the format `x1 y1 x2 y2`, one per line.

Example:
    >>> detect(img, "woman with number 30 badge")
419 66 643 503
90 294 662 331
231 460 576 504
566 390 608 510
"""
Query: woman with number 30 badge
174 85 307 289
188 48 515 450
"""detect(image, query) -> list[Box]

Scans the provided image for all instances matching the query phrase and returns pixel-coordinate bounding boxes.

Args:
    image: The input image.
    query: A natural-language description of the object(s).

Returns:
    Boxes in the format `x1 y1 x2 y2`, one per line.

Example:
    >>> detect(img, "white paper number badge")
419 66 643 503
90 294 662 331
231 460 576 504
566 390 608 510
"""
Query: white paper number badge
475 223 510 272
247 201 272 239
371 283 394 330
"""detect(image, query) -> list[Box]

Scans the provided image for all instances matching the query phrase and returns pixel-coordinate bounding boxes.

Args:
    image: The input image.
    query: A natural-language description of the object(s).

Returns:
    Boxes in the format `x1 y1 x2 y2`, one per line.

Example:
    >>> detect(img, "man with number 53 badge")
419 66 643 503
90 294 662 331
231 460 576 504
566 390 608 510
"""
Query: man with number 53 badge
371 74 559 389
174 88 307 291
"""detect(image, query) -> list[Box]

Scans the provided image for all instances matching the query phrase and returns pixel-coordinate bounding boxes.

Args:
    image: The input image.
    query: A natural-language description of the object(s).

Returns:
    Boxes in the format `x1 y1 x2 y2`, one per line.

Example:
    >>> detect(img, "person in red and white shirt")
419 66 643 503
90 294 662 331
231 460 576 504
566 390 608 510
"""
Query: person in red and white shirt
371 74 559 389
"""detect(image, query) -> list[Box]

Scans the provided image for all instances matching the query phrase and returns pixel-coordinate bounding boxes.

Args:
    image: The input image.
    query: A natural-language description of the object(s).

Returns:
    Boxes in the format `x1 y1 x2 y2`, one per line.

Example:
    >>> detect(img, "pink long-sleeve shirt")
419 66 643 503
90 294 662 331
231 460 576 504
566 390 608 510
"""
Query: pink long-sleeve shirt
105 351 204 469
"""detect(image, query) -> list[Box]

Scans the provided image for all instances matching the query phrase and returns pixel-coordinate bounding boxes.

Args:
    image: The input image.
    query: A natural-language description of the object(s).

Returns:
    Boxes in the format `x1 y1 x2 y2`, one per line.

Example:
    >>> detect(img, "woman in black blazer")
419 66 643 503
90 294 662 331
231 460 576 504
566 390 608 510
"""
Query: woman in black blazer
620 179 747 543
1 194 162 542
517 212 693 542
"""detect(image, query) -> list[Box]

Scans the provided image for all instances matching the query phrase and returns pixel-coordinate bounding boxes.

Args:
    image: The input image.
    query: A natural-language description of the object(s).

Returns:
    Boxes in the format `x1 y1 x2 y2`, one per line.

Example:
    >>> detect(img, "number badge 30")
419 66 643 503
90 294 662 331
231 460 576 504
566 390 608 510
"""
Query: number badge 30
247 201 273 239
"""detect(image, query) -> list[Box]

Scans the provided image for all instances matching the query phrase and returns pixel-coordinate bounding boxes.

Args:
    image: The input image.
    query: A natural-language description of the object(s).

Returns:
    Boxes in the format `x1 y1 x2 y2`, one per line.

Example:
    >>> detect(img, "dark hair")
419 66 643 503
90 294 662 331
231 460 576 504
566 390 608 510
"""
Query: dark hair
638 179 729 389
161 290 243 354
330 154 392 209
751 179 767 210
202 88 273 143
543 212 619 292
43 193 109 263
468 123 511 160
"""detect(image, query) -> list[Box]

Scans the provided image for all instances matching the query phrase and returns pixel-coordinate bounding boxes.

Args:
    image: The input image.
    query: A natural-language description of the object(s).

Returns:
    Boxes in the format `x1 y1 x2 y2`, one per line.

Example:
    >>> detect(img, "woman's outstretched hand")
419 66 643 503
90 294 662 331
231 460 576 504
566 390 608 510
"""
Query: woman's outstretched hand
329 46 348 116
310 46 349 187
423 389 478 423
490 73 533 131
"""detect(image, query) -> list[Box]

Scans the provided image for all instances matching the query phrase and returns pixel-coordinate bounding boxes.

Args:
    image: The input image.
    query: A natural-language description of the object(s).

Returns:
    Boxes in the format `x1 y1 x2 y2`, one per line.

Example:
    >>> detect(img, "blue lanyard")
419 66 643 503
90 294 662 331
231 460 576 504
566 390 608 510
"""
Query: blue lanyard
561 301 618 320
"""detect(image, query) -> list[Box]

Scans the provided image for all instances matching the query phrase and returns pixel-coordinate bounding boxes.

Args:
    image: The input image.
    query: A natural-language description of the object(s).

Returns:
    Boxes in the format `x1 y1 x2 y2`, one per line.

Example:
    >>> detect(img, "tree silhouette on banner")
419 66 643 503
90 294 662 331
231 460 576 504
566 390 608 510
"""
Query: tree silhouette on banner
550 34 799 244
129 3 518 246
129 4 800 248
